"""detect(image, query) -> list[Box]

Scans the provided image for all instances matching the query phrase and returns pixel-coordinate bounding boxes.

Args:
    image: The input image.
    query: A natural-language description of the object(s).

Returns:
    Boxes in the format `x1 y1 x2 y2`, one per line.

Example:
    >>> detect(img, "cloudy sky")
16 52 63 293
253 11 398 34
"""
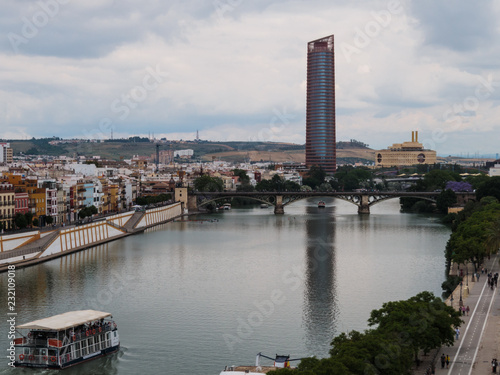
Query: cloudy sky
1 0 500 156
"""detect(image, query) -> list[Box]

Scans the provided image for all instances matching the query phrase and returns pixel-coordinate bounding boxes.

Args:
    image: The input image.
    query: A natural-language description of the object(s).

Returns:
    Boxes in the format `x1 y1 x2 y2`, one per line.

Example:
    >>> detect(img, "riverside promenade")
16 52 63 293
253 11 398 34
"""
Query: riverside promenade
415 255 500 374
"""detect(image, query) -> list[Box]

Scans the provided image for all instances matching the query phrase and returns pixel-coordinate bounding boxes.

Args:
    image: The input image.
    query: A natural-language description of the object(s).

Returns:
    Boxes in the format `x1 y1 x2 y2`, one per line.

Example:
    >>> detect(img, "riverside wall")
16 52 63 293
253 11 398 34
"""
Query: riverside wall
0 202 184 271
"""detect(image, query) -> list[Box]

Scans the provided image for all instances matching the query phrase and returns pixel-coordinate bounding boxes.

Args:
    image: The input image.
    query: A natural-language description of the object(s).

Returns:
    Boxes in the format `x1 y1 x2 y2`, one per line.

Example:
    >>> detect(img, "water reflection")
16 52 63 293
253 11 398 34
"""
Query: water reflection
303 204 338 356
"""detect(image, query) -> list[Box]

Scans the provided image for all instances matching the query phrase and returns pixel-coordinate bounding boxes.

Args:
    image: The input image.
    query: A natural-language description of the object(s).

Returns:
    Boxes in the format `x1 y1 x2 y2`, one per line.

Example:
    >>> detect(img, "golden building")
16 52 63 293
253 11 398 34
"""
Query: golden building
375 131 437 167
0 184 15 230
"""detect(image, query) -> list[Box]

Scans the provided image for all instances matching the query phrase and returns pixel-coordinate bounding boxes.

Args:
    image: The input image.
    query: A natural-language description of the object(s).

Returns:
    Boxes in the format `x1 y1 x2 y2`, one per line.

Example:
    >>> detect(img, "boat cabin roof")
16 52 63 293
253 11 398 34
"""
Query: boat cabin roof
16 310 112 331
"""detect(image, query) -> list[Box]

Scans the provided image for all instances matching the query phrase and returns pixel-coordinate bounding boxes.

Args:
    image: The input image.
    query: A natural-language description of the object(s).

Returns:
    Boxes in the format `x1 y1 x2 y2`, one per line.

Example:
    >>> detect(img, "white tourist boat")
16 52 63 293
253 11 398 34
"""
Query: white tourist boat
14 310 119 369
220 353 301 374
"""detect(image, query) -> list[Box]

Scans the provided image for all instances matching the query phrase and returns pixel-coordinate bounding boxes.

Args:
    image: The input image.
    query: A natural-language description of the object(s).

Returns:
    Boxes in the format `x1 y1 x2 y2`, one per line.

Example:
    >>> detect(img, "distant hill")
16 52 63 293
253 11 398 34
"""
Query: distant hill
5 138 374 164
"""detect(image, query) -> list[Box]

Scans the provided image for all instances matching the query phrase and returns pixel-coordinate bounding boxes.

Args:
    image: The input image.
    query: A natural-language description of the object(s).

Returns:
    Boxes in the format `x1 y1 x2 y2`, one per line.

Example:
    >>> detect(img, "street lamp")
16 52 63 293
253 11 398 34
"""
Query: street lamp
459 281 463 307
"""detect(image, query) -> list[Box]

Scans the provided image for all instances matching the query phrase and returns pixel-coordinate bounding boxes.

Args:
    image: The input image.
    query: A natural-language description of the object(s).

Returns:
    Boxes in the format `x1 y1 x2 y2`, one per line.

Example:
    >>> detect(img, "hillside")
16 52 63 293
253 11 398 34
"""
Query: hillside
5 139 374 164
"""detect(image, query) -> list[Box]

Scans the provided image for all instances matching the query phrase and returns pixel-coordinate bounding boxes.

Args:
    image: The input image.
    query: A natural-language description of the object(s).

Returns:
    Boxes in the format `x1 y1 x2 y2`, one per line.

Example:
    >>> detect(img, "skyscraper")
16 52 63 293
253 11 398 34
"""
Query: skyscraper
305 35 336 174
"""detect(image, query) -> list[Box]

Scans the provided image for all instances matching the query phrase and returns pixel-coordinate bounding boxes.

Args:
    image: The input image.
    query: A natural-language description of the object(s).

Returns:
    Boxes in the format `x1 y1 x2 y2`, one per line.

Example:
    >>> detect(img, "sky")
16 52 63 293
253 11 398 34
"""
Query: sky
1 0 500 157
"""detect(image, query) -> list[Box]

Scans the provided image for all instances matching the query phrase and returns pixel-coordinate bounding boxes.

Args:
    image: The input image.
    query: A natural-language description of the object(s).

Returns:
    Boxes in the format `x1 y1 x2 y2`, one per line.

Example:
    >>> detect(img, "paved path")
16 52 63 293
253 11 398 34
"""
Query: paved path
416 255 500 374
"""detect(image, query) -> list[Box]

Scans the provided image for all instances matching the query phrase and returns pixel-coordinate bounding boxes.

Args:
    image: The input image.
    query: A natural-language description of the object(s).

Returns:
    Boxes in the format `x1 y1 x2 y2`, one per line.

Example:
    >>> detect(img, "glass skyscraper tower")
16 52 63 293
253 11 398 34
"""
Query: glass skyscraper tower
305 35 336 173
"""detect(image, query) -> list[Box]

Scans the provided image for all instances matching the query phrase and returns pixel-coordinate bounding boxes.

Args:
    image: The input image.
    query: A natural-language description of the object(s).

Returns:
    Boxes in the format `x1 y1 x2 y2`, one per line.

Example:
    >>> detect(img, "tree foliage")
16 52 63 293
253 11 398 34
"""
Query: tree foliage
476 176 500 202
193 175 224 192
333 166 373 191
436 189 457 213
78 205 98 219
302 165 327 190
14 213 28 229
136 193 172 206
255 175 300 192
445 201 500 270
268 292 460 375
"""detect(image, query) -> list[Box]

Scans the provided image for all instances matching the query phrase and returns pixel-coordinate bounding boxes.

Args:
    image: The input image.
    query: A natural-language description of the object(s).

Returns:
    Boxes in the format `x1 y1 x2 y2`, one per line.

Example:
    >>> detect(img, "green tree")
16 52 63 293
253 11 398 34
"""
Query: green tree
302 165 327 190
232 169 250 184
255 175 300 192
32 218 39 227
193 175 224 192
45 216 54 225
368 292 462 363
25 212 33 226
436 189 457 213
14 214 28 229
476 176 500 201
334 166 373 191
422 170 461 191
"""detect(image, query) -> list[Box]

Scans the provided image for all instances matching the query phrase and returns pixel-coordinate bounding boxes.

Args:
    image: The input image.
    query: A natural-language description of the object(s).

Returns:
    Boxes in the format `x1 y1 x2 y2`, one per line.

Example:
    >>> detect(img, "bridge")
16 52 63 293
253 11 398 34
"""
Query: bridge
189 191 476 215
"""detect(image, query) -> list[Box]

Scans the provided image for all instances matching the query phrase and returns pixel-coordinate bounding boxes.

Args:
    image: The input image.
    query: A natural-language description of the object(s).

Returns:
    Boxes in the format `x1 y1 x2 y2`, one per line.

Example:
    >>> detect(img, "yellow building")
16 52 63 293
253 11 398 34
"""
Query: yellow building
0 184 15 230
31 188 47 221
375 131 437 167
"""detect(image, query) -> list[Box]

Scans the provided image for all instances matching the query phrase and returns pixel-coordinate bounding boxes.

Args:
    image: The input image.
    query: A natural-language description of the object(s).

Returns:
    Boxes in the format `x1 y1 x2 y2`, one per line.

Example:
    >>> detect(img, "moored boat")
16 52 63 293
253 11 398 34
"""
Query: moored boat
220 353 301 374
13 310 119 369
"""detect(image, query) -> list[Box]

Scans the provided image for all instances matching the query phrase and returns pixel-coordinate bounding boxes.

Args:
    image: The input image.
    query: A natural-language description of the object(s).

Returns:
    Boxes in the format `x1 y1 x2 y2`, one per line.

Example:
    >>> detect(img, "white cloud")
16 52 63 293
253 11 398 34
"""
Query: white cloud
0 0 499 156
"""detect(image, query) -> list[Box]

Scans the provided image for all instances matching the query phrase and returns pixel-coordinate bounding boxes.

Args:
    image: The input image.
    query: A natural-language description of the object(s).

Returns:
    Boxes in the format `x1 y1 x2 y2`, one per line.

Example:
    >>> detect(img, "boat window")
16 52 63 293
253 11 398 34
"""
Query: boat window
95 335 100 351
81 340 87 356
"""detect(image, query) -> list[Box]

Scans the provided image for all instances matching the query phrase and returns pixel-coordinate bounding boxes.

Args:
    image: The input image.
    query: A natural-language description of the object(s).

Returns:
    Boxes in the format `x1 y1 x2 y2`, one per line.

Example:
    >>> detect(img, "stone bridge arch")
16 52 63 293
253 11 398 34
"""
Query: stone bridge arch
190 191 474 215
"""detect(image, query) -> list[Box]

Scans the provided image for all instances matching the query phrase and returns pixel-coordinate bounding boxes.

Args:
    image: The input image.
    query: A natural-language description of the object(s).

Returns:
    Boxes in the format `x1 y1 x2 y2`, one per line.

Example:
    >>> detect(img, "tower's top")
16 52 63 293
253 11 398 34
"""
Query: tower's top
308 35 334 53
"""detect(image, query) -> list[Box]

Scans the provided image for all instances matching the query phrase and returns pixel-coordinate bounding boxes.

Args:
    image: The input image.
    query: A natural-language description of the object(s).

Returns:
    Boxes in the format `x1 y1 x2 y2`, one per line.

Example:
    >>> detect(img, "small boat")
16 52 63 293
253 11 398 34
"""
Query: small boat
13 310 119 369
318 201 326 208
223 203 232 210
260 203 269 209
220 353 301 374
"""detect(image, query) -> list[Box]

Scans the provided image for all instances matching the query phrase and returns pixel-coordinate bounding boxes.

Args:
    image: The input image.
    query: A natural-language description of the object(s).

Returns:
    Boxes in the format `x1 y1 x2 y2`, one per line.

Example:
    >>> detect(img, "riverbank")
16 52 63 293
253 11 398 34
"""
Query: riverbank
0 203 186 273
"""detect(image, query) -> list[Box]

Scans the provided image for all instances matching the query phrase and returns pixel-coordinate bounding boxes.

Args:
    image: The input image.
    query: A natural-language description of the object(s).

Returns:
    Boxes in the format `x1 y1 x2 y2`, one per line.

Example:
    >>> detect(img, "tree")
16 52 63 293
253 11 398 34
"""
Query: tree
334 166 373 191
25 212 33 226
368 292 462 363
436 189 457 213
423 170 461 191
45 216 54 225
476 176 500 201
446 201 500 269
14 214 28 229
32 218 39 227
193 175 224 192
232 169 250 184
255 175 300 192
302 165 327 190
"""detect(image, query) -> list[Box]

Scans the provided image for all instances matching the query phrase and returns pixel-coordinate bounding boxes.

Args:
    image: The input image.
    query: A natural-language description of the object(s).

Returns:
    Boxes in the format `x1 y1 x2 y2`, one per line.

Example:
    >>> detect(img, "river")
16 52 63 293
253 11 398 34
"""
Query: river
0 198 451 374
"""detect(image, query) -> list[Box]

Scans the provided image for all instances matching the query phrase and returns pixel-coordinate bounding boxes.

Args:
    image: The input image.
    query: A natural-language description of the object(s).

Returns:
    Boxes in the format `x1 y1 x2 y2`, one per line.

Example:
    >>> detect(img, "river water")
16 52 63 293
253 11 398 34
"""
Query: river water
0 198 451 374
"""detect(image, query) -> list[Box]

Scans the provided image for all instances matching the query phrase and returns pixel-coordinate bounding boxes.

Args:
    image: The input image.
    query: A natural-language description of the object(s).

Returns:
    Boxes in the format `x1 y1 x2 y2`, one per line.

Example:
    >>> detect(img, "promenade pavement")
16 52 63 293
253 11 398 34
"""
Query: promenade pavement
415 255 500 375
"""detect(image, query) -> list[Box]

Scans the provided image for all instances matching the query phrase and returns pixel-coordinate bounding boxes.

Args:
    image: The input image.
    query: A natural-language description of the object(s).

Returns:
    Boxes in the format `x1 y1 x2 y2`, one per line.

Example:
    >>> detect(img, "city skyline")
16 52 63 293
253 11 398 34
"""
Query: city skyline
1 1 500 156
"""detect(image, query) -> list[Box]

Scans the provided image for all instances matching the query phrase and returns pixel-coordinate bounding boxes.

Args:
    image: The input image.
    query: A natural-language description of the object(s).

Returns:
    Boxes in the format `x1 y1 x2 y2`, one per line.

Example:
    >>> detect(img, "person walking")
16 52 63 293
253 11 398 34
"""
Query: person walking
446 355 450 369
455 327 460 340
492 358 498 373
441 353 446 369
466 306 470 316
